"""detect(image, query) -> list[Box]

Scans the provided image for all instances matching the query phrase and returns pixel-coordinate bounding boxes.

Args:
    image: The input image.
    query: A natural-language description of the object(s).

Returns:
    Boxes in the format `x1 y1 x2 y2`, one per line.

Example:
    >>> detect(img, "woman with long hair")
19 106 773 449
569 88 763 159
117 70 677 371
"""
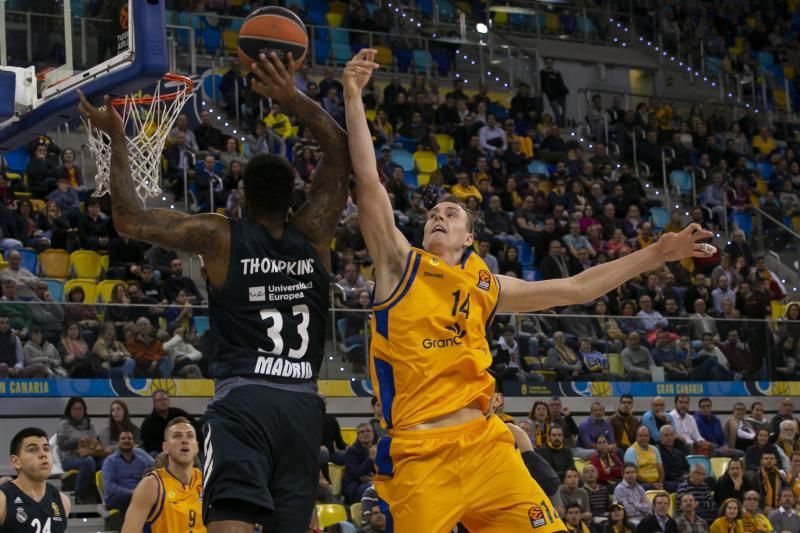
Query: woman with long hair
498 245 523 278
56 396 104 502
526 401 551 448
58 321 93 377
714 458 753 505
709 498 744 533
64 286 100 341
92 321 135 378
589 434 623 486
59 148 85 191
104 283 131 327
99 399 142 450
745 428 780 472
35 200 74 250
16 199 49 250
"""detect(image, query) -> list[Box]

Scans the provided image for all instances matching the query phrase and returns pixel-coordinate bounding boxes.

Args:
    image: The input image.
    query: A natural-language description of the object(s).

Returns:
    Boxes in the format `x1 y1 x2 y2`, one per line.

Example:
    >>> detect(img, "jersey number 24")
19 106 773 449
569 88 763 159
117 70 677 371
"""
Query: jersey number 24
259 304 310 359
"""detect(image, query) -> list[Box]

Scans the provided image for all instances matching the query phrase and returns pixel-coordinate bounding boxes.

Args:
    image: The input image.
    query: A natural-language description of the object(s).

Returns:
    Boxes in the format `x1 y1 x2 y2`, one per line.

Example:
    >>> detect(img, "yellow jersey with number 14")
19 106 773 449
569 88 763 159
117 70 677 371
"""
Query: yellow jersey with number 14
144 467 206 533
369 247 500 431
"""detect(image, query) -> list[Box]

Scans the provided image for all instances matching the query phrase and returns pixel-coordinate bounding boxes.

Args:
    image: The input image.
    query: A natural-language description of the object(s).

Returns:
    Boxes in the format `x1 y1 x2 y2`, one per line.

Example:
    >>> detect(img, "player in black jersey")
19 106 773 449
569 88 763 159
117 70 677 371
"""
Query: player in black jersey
78 52 352 533
0 427 70 533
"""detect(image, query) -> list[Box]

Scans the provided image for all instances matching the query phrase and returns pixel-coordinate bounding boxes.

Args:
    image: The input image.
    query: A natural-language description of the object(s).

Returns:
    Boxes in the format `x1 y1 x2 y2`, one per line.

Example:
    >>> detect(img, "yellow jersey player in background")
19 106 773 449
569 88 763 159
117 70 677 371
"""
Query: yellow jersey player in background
343 49 717 532
122 417 205 533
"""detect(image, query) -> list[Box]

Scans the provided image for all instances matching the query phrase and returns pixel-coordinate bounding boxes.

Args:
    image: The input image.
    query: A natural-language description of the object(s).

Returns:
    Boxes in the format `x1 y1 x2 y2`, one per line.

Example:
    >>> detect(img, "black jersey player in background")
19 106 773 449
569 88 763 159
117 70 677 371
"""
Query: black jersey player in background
78 50 352 533
0 427 70 533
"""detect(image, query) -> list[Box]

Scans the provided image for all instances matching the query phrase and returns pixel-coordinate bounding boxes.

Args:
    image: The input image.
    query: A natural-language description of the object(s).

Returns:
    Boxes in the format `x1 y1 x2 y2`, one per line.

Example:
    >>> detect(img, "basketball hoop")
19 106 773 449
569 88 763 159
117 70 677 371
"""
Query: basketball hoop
82 73 194 203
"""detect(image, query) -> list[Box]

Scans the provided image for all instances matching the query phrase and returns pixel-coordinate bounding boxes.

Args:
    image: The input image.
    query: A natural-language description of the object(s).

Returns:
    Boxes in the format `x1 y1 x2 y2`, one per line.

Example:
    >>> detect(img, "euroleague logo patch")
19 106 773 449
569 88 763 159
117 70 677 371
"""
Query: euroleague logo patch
528 504 547 528
477 270 491 291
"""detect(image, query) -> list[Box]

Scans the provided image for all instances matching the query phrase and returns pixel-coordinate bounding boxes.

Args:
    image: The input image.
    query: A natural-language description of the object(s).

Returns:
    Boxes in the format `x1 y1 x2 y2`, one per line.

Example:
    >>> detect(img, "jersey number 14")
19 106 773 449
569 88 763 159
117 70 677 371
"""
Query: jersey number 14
259 304 310 359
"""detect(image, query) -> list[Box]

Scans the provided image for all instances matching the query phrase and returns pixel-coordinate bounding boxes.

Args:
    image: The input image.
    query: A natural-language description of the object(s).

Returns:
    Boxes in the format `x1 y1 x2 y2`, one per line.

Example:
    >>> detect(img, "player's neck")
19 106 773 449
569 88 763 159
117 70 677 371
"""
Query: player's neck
167 461 194 486
13 476 46 501
425 244 466 267
253 214 288 239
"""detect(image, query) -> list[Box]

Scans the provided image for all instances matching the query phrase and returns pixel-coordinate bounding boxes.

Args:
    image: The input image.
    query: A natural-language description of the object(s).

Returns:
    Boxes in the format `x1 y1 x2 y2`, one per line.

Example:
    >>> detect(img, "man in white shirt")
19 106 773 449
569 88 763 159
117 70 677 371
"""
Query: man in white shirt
669 393 706 452
478 115 507 154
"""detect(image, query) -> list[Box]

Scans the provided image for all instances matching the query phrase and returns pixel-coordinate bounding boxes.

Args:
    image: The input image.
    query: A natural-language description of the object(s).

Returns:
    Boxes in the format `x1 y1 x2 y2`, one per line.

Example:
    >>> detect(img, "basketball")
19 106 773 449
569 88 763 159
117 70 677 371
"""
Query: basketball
238 6 308 69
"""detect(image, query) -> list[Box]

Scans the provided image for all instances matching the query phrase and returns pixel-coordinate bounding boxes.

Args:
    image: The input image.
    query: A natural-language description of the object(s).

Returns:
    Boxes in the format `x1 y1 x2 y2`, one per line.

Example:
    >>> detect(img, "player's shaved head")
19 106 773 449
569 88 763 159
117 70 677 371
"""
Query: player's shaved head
244 154 296 218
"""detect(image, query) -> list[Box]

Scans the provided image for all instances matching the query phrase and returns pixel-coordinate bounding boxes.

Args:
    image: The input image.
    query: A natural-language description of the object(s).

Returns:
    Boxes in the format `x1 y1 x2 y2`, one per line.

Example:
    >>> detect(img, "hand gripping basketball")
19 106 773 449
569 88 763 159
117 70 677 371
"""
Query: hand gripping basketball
77 91 124 137
250 51 301 104
343 49 380 94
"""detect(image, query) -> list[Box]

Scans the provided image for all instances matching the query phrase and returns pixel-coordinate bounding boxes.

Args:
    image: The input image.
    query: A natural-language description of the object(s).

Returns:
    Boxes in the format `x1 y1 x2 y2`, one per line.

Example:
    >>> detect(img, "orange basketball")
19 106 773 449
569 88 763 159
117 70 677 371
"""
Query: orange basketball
238 7 308 69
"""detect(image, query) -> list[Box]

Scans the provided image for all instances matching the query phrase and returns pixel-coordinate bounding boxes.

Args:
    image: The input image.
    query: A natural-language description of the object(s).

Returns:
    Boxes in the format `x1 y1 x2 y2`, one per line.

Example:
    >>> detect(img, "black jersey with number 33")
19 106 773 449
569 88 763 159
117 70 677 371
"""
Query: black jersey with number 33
0 482 67 533
206 218 330 384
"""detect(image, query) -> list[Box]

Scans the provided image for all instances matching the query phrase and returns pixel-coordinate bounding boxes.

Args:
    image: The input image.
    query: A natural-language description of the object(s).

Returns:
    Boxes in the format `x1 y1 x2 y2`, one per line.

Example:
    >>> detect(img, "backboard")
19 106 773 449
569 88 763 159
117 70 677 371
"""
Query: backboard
0 0 168 152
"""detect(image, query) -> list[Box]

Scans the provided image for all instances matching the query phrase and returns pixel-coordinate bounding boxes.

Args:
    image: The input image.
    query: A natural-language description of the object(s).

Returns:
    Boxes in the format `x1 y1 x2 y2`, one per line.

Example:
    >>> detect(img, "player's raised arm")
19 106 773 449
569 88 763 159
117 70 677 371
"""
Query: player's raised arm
249 52 351 271
496 224 716 312
343 50 410 286
120 474 159 533
77 92 230 285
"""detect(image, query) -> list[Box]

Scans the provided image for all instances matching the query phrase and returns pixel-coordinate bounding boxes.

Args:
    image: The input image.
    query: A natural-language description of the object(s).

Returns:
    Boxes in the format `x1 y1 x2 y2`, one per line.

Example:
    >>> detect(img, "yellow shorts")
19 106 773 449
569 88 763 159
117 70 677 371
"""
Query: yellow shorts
374 415 566 533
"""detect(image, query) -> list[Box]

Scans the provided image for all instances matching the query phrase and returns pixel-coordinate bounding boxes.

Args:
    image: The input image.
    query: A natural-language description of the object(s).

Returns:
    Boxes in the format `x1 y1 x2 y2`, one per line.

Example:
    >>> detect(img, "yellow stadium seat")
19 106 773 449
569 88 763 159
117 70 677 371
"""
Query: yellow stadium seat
750 193 761 207
646 490 669 504
374 45 393 68
328 463 344 497
365 109 377 121
96 280 126 303
573 457 586 473
70 250 102 279
755 177 768 195
328 2 348 15
608 353 623 377
326 12 344 27
417 173 431 186
785 65 796 80
537 179 553 196
772 300 786 320
710 457 731 479
30 199 46 212
341 427 357 446
670 493 677 517
0 260 7 271
100 254 109 272
95 471 120 518
222 30 238 53
39 249 70 279
413 151 438 174
216 207 226 215
435 134 454 154
493 10 508 27
774 89 788 107
317 504 348 528
64 279 98 303
350 502 362 524
545 13 560 33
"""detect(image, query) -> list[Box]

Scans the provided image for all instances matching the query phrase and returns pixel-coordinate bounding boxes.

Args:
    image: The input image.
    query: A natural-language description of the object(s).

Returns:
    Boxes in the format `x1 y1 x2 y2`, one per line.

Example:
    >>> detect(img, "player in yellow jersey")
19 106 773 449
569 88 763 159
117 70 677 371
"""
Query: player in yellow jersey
343 50 717 532
122 417 205 533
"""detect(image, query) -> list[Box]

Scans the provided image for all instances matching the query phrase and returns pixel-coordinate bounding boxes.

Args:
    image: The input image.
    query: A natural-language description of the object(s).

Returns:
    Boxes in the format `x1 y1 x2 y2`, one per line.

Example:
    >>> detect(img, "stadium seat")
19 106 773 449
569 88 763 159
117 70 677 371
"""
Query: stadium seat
514 242 533 267
325 12 344 27
757 161 773 180
201 26 222 55
350 502 362 524
64 279 98 303
435 134 454 155
417 173 431 186
417 0 433 17
328 1 348 15
403 171 418 189
96 280 125 303
70 250 103 279
314 40 331 65
573 457 586 473
608 353 623 377
412 49 432 73
328 464 344 497
393 48 413 72
669 170 693 196
317 504 348 528
686 455 712 476
374 45 393 68
650 207 670 230
431 52 452 77
528 160 549 177
391 150 415 172
341 427 358 445
194 316 210 336
42 278 64 302
39 249 70 279
4 249 38 274
365 108 377 121
413 151 438 174
95 471 120 519
772 300 786 320
330 29 349 45
710 457 730 479
222 30 238 53
438 0 455 20
30 199 46 212
332 43 352 65
545 13 560 33
397 136 418 153
732 212 753 238
3 148 29 174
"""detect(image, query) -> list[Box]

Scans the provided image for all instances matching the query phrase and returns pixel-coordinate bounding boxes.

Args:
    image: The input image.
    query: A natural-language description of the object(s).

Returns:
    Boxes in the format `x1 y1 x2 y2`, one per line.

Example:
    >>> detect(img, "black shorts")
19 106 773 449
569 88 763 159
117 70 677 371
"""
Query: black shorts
201 384 324 532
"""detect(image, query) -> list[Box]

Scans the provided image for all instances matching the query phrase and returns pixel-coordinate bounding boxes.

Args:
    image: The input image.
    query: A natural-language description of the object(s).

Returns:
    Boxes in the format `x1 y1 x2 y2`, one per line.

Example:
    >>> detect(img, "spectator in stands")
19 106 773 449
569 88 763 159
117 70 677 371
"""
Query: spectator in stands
724 402 756 452
161 258 204 304
540 58 569 127
164 131 195 203
689 302 720 346
57 148 83 193
100 429 153 516
582 463 610 519
711 253 740 291
57 396 103 503
528 401 552 449
107 233 145 281
669 394 705 452
709 499 744 533
263 102 294 141
343 422 375 505
641 397 674 446
549 397 579 445
541 240 580 281
576 402 615 460
675 493 709 533
747 403 769 435
559 468 592 523
721 331 760 380
757 451 784 512
139 389 199 456
220 58 245 119
621 332 655 381
92 321 135 378
547 331 592 380
767 488 800 532
725 230 754 267
126 317 170 378
0 309 45 379
26 143 59 199
194 110 224 153
194 154 224 212
746 428 780 474
0 249 39 299
78 199 111 252
716 458 753 506
613 463 652 525
774 420 797 471
0 279 32 336
589 433 623 487
478 114 506 155
636 492 677 533
769 399 800 437
652 332 689 381
696 397 744 458
711 276 736 316
678 463 717 524
36 200 75 251
162 326 203 379
99 399 141 451
336 262 370 309
741 491 772 533
125 283 161 327
169 114 198 152
23 326 65 377
16 199 49 250
64 286 100 341
604 501 634 533
450 171 482 204
610 395 639 453
58 321 93 378
624 426 664 490
48 176 80 225
563 502 593 533
360 504 387 533
577 337 616 380
246 122 282 159
163 289 195 333
538 425 575 481
657 425 689 492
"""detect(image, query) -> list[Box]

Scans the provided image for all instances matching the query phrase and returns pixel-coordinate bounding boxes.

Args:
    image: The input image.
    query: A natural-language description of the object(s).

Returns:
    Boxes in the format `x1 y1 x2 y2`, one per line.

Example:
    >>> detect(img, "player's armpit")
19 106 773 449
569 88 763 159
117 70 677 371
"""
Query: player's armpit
121 475 159 533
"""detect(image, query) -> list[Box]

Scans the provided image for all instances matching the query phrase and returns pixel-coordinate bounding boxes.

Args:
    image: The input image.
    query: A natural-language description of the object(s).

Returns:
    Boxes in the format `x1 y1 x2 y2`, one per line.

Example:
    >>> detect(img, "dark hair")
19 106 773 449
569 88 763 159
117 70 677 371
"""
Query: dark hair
620 394 633 402
675 393 689 403
698 397 711 406
63 396 88 421
108 400 137 443
434 195 474 233
67 286 85 302
86 198 101 208
623 462 638 471
10 427 48 456
565 503 582 513
164 416 193 439
528 400 549 420
549 424 563 435
244 154 296 217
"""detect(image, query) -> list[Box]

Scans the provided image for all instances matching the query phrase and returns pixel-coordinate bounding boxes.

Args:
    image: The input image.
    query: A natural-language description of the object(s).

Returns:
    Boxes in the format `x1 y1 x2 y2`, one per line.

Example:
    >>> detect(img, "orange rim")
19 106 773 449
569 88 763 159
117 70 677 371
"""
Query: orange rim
111 73 194 107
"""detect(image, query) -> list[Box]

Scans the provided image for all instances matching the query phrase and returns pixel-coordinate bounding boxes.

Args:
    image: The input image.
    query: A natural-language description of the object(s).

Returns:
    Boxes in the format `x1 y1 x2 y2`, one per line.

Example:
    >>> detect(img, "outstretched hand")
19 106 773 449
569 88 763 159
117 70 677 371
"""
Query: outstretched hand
78 91 124 137
250 51 301 104
656 223 717 262
343 49 379 95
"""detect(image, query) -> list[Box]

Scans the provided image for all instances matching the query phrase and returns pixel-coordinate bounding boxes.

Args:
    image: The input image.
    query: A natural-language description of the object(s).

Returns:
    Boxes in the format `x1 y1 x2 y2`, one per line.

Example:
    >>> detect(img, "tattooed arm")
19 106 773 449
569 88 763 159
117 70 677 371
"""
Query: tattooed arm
78 92 230 288
250 53 351 272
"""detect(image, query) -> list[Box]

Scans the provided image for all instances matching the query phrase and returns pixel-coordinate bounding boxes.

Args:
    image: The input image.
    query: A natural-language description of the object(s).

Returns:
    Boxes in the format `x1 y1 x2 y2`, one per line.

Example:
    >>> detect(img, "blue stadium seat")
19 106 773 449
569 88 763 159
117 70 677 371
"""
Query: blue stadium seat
686 455 712 476
332 43 351 66
195 316 210 336
527 160 549 177
397 136 418 153
314 40 331 65
757 161 773 180
417 0 433 18
488 103 508 120
3 148 29 174
412 49 431 73
669 170 693 195
431 52 452 77
307 10 326 26
201 27 222 55
42 278 64 302
4 249 38 274
576 15 595 36
437 0 455 21
391 150 415 172
330 29 350 45
732 212 753 238
522 268 541 281
437 154 449 167
403 171 418 189
393 48 412 72
514 243 533 267
650 207 670 231
758 51 774 68
202 74 222 101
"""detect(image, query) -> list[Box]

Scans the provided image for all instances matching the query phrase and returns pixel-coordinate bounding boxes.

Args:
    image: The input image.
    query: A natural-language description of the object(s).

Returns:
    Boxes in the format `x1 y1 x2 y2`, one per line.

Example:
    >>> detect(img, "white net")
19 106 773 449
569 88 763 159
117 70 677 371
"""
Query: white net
82 75 193 204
